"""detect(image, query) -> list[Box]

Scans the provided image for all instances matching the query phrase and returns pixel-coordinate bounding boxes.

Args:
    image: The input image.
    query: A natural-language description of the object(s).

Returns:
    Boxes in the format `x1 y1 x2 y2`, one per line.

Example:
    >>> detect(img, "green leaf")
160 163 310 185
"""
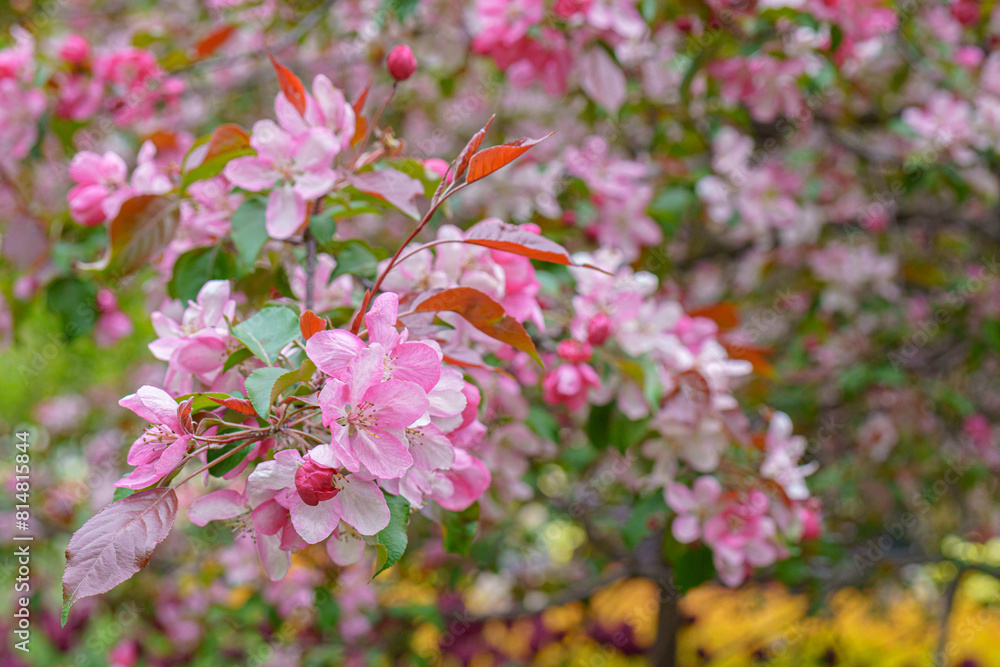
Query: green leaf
232 306 300 365
309 210 338 247
379 0 420 23
244 360 316 418
207 439 251 477
174 391 232 412
180 146 255 190
244 367 286 418
223 348 254 373
373 495 410 578
673 546 717 593
45 277 98 340
112 488 136 501
167 245 236 302
623 493 666 549
441 502 480 555
231 198 270 270
324 239 384 281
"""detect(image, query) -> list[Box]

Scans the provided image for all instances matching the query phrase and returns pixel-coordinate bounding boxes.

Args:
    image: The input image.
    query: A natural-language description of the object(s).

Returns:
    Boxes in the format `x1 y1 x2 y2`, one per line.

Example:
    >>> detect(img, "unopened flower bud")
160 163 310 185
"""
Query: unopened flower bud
387 45 417 81
295 458 340 506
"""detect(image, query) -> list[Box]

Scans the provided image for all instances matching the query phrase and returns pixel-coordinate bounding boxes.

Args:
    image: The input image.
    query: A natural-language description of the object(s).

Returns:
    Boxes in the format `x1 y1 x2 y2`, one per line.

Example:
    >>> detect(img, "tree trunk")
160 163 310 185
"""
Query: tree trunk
649 573 678 666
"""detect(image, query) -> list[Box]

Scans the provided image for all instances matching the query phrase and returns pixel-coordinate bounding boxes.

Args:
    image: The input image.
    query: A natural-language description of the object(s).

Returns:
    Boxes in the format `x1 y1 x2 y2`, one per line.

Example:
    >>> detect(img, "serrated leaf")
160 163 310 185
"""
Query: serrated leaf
466 133 553 183
441 502 480 555
244 360 316 418
62 488 178 625
373 495 410 578
232 306 300 365
414 287 541 366
77 195 179 275
463 219 607 272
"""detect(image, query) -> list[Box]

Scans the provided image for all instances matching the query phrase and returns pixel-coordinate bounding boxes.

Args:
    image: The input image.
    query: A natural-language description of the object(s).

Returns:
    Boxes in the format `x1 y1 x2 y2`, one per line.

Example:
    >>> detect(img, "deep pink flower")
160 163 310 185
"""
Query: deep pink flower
116 386 193 489
318 347 429 479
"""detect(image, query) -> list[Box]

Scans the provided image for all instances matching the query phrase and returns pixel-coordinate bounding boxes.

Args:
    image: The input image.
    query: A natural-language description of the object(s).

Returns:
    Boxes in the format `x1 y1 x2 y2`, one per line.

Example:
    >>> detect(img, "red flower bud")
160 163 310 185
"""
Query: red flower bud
557 339 593 363
587 312 612 346
387 45 417 81
294 458 340 506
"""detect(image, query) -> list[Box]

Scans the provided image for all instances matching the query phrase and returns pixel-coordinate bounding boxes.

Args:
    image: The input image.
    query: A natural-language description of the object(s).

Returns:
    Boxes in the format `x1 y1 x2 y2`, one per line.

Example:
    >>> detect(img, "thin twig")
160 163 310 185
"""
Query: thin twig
936 567 965 666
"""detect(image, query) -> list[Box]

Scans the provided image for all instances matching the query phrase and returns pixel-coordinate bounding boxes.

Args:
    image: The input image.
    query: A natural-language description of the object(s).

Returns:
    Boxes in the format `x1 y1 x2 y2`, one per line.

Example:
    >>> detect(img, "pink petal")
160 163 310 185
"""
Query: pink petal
223 156 278 192
391 342 441 392
119 385 181 433
293 127 338 171
437 451 490 511
251 498 288 536
153 434 192 476
326 528 365 565
249 119 293 163
255 532 290 581
364 292 400 348
265 185 307 240
350 428 412 480
289 495 340 544
188 489 245 526
363 380 429 428
335 477 390 535
409 425 455 471
672 515 700 544
248 449 300 490
306 329 364 379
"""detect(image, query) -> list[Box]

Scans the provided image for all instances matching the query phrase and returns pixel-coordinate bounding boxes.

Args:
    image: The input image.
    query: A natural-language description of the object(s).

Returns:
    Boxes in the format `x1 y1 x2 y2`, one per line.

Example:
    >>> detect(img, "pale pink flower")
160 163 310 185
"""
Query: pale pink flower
666 475 722 544
149 280 236 395
760 411 817 500
224 120 339 239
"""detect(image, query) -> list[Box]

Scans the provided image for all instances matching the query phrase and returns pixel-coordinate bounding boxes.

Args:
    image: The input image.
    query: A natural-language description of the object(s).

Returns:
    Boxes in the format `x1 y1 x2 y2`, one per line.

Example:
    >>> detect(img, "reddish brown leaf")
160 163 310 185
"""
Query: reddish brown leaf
207 396 258 416
62 489 178 625
723 342 775 378
76 195 179 275
415 287 542 366
687 303 740 330
203 123 250 163
466 133 553 183
352 79 371 117
143 130 180 153
268 54 307 116
194 24 237 59
461 219 609 274
299 310 327 341
452 115 495 183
